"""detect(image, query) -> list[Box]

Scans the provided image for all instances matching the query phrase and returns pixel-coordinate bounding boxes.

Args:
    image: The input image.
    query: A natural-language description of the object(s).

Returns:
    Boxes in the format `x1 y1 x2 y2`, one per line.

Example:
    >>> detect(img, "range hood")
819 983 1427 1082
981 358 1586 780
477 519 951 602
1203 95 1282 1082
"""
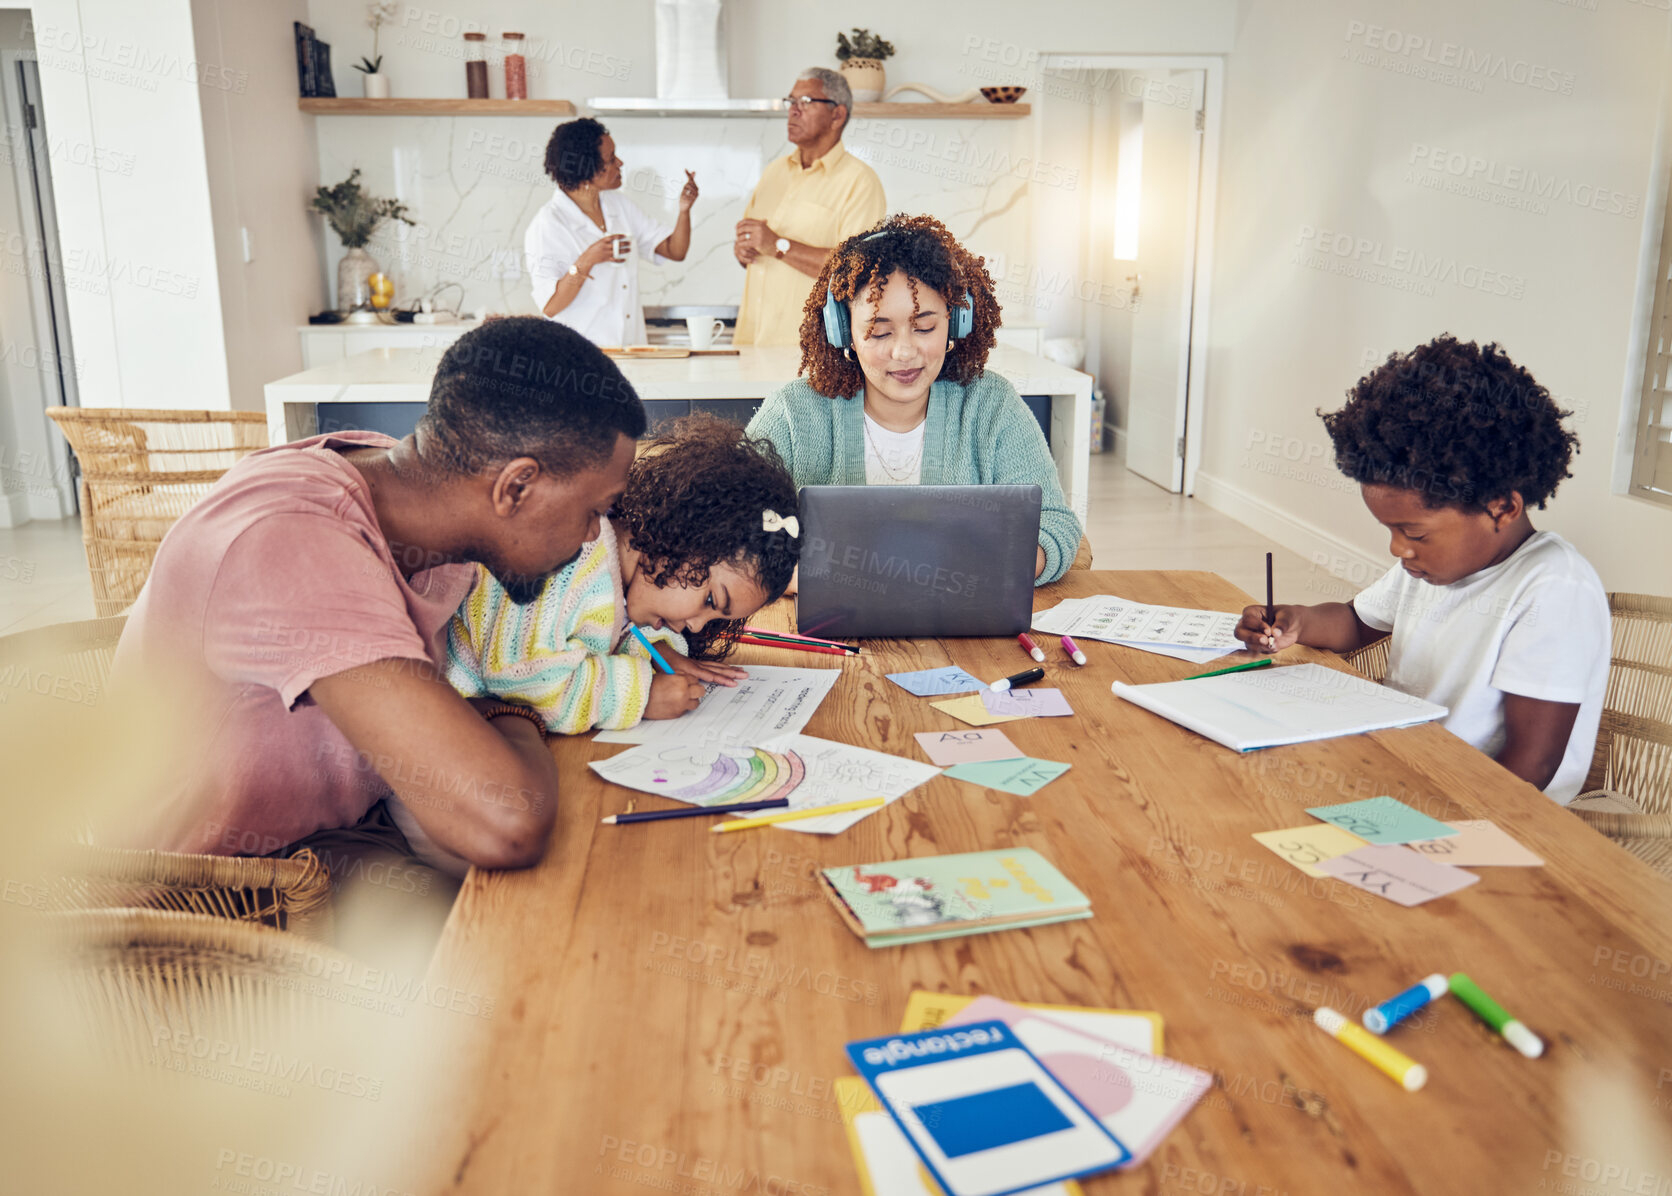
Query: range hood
589 0 786 117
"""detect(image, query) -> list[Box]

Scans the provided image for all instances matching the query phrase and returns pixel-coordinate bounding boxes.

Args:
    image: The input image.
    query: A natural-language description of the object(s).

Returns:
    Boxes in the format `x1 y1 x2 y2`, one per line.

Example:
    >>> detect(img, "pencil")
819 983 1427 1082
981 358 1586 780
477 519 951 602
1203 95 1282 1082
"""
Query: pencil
602 797 790 825
742 630 857 652
1187 658 1274 681
710 797 886 832
629 624 674 674
743 625 852 650
1265 551 1275 628
738 636 853 657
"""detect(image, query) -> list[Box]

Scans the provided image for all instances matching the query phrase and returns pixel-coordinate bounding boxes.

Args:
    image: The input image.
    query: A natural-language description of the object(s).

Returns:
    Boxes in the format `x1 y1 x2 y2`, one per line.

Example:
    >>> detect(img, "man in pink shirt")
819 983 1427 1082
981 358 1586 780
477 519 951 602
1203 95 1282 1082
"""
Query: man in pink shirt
112 318 644 870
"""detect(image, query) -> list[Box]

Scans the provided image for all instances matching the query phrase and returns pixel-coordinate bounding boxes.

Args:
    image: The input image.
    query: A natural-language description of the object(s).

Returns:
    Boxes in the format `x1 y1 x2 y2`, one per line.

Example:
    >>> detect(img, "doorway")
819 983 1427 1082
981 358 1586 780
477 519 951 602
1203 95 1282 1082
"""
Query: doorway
1 29 79 523
1033 55 1222 496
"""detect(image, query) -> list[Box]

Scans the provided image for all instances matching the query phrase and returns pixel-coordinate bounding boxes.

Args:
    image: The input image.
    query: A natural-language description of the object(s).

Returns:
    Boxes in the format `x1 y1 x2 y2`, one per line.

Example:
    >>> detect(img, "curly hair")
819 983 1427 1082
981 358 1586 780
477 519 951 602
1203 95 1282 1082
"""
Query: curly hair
614 414 800 659
799 214 1001 398
1320 335 1579 511
544 117 608 189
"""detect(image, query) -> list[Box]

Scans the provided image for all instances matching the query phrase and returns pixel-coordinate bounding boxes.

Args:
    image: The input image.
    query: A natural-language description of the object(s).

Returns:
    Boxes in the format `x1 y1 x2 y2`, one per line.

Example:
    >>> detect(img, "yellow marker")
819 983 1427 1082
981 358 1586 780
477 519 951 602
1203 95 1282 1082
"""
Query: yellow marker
1313 1006 1427 1091
710 797 885 833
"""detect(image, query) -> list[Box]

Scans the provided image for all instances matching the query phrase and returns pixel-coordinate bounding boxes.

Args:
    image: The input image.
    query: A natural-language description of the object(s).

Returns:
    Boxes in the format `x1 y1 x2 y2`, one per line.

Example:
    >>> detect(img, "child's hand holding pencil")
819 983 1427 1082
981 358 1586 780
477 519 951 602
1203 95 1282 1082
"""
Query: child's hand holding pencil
1235 604 1302 653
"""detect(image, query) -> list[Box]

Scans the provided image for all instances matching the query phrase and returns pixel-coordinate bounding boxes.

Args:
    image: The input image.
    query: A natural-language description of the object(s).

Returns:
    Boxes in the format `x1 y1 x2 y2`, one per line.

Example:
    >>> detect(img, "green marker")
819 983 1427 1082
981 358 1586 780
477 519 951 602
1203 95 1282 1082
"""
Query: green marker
1449 972 1543 1058
1187 658 1275 681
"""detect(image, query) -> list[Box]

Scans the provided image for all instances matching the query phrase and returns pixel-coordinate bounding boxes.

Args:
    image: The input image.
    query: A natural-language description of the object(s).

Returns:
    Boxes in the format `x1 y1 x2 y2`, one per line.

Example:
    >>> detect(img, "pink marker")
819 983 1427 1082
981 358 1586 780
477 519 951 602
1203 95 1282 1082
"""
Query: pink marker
1060 635 1087 666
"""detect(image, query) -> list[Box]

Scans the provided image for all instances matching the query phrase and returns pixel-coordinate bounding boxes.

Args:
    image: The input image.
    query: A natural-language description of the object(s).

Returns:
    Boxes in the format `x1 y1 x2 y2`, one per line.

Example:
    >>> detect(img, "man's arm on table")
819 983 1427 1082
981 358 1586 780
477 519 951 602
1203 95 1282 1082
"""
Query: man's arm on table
310 658 559 870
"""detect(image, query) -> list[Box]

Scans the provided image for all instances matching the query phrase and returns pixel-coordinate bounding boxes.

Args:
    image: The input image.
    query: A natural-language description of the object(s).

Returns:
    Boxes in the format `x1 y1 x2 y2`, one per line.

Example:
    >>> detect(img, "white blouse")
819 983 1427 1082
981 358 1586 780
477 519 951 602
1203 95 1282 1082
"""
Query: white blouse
862 413 925 485
523 188 672 347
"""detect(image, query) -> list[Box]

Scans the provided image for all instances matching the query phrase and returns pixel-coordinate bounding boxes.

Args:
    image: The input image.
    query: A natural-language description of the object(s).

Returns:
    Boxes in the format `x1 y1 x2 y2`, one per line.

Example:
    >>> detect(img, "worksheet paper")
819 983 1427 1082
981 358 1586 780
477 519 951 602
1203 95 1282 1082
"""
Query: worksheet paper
1110 662 1448 752
590 733 939 833
1033 596 1243 654
593 665 839 745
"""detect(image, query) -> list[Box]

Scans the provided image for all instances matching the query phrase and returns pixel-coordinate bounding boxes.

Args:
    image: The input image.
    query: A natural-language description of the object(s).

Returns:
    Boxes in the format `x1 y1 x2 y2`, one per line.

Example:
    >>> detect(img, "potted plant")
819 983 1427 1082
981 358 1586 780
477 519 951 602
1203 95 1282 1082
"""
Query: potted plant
835 28 894 103
310 168 415 315
355 0 397 98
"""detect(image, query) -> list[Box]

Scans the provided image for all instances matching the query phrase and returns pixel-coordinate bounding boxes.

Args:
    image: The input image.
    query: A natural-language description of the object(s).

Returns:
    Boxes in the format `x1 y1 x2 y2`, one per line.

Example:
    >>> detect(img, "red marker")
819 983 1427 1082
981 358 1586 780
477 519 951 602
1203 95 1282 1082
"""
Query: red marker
1060 635 1087 666
1017 633 1045 663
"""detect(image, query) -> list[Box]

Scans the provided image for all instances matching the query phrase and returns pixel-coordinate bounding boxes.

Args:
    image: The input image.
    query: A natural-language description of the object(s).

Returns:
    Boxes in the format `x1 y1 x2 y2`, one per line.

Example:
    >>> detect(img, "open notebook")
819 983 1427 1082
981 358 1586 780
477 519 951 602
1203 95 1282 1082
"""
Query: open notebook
1111 661 1446 752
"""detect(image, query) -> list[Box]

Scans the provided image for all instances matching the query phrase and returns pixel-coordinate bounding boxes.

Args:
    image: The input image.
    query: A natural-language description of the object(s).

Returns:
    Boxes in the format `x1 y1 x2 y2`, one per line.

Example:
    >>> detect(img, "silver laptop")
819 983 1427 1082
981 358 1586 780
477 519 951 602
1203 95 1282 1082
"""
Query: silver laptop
796 485 1042 638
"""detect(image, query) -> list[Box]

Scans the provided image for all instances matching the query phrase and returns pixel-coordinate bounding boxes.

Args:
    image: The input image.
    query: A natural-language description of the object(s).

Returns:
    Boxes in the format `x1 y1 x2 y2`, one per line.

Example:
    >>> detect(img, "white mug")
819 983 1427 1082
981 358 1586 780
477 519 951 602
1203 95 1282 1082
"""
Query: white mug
611 236 633 262
686 316 724 350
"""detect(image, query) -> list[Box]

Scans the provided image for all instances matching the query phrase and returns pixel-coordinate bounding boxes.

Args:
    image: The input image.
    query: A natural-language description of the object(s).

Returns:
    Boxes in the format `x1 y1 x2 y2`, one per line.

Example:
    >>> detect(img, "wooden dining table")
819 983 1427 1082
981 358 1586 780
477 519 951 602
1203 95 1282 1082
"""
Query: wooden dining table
420 570 1672 1196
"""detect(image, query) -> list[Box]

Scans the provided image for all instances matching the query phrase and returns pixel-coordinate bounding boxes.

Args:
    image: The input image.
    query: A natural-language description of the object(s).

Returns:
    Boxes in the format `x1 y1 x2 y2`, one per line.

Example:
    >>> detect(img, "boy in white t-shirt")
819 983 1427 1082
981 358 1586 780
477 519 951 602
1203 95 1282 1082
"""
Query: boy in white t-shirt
1234 335 1609 802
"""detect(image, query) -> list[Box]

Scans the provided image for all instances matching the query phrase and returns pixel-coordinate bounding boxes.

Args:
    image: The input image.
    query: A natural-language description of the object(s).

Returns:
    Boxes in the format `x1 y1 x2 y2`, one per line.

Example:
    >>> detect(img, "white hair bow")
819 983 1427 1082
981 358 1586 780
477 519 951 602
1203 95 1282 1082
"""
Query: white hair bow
762 509 799 538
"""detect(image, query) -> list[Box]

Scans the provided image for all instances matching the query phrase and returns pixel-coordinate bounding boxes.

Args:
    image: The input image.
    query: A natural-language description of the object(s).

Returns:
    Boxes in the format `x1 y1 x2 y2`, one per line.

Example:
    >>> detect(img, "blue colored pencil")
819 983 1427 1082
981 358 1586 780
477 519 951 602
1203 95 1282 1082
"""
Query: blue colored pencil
630 624 675 674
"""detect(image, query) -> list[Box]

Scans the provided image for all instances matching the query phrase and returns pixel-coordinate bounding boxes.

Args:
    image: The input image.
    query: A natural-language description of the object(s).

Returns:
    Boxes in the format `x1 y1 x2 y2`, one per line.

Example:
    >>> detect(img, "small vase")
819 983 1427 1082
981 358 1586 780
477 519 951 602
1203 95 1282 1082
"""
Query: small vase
336 246 379 312
363 72 390 99
840 58 885 104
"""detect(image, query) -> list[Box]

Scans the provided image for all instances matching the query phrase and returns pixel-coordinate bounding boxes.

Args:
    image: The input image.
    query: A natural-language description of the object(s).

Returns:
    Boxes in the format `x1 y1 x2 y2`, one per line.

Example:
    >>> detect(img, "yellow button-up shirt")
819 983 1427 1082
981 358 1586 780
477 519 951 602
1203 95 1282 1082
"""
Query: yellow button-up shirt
734 140 887 346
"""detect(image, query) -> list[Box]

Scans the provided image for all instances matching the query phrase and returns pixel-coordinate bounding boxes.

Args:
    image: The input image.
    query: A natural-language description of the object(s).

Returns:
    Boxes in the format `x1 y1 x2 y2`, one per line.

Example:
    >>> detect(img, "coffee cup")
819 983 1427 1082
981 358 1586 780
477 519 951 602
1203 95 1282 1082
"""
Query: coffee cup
611 236 632 262
686 316 725 350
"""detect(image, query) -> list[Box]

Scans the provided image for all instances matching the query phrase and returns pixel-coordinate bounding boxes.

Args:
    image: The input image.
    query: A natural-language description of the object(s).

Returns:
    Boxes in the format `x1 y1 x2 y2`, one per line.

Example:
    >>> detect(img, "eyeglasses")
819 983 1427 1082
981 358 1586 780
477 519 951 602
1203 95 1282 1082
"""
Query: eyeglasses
781 96 838 110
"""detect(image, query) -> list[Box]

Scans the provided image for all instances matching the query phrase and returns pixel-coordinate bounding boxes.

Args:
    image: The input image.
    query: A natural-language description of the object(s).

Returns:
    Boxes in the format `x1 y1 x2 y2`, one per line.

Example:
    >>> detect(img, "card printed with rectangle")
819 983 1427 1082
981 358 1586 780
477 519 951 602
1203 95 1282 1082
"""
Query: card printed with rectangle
1306 796 1457 845
1251 824 1369 878
1403 820 1544 867
945 757 1071 797
1316 844 1480 906
980 688 1074 718
915 729 1025 766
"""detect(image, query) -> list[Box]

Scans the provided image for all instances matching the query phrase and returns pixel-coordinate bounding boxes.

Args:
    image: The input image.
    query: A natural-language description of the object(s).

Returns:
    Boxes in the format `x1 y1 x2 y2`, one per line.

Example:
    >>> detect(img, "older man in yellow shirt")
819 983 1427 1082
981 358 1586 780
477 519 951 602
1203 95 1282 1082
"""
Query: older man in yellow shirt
734 67 887 346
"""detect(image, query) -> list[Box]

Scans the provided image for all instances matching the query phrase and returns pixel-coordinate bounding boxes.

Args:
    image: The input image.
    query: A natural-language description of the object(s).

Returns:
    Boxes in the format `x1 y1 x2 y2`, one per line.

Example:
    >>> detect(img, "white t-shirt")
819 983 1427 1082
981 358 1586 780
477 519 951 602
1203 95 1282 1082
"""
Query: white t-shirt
523 188 672 347
1352 531 1609 803
863 414 924 485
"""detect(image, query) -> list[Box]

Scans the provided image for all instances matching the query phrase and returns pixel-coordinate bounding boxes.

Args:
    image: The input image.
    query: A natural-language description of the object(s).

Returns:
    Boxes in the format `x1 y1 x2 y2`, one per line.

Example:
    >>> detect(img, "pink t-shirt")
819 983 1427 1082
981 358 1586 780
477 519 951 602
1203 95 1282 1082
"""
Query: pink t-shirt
110 432 475 855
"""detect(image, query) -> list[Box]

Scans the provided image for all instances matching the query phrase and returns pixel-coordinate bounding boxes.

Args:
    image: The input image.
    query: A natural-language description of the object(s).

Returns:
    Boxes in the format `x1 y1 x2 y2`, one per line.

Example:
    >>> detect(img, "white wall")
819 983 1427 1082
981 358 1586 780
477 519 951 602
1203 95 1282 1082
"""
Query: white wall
192 0 322 412
25 0 230 411
1196 0 1672 594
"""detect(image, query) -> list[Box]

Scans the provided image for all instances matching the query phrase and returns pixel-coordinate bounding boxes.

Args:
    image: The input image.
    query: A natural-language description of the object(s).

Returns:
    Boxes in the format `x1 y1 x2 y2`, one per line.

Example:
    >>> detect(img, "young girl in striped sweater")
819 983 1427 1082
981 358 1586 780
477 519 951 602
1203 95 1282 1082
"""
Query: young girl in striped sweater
444 415 801 733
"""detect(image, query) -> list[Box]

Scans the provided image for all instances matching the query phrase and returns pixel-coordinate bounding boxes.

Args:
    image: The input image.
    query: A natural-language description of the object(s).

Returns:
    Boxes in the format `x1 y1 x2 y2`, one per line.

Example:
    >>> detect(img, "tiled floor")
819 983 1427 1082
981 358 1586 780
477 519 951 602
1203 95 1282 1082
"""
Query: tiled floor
0 452 1354 634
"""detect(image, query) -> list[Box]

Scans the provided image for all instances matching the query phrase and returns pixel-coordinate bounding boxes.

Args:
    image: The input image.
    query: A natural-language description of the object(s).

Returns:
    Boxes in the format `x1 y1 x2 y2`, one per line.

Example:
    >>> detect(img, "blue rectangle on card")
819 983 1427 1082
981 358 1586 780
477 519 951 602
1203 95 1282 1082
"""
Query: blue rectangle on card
914 1082 1075 1158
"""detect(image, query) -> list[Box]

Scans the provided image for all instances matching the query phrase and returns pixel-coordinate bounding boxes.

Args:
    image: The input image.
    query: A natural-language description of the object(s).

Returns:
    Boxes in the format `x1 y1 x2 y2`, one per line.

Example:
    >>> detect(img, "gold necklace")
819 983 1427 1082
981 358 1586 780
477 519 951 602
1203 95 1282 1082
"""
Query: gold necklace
863 414 924 482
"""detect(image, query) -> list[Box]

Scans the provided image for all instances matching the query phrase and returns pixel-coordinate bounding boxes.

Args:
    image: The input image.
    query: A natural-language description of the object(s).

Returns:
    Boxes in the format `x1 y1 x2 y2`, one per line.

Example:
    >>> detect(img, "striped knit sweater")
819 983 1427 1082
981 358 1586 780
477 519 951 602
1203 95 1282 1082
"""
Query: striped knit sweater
444 519 686 733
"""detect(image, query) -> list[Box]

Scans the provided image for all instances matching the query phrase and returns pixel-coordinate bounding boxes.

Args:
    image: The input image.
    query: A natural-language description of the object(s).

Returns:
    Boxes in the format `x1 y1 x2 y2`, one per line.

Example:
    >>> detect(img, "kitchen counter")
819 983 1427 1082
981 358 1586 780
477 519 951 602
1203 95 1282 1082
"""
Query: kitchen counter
263 344 1093 519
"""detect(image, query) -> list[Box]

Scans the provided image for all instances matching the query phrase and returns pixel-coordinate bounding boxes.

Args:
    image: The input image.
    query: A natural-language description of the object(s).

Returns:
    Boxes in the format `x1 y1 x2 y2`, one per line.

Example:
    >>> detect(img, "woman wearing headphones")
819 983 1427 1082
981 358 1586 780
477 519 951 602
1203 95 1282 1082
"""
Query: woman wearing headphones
746 213 1082 584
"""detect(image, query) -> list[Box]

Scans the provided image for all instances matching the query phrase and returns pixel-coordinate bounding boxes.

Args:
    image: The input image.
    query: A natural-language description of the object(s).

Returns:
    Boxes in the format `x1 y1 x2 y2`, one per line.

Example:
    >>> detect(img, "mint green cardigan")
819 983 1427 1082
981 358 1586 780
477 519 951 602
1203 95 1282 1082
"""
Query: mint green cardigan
746 371 1083 584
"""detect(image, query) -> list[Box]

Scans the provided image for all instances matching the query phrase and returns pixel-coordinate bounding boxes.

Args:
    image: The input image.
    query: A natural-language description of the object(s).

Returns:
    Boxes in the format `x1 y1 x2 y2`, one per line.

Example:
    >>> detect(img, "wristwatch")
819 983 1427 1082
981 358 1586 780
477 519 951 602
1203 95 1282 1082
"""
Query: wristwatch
774 237 790 259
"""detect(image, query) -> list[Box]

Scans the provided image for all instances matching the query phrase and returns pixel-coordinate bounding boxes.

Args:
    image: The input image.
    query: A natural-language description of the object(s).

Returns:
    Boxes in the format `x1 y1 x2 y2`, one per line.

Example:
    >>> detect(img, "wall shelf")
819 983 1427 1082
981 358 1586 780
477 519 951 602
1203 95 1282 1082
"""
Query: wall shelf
298 98 577 116
852 101 1030 119
297 98 1027 120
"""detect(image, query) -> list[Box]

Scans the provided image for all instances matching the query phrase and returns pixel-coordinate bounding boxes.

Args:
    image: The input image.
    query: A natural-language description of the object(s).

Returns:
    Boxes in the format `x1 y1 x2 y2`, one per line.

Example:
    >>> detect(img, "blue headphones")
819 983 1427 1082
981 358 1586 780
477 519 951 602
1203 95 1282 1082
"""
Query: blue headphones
821 286 975 348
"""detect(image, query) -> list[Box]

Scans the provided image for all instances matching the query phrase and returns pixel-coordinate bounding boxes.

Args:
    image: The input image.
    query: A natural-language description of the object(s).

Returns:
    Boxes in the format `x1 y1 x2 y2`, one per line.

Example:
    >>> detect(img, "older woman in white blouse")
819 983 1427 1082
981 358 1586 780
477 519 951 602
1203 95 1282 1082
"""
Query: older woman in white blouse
523 117 698 346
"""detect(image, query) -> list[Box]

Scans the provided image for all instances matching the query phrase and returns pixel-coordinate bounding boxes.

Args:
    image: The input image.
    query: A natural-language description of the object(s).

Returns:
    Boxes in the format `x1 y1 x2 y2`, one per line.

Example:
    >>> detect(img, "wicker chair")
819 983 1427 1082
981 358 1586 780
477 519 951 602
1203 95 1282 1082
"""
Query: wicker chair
41 845 334 938
41 908 366 1071
46 408 268 616
1569 593 1672 876
1344 634 1390 682
2 615 335 938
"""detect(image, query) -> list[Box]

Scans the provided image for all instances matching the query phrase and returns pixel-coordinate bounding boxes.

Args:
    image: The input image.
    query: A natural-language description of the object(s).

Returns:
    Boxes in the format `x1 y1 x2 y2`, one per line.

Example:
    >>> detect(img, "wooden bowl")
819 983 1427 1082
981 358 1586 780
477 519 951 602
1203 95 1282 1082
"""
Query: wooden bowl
980 86 1028 104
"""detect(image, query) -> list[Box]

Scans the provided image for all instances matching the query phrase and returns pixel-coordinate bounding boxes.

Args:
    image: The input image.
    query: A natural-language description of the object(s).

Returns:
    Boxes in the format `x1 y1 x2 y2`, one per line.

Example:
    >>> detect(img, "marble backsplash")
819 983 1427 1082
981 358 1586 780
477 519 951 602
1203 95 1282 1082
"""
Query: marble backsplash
314 112 1051 321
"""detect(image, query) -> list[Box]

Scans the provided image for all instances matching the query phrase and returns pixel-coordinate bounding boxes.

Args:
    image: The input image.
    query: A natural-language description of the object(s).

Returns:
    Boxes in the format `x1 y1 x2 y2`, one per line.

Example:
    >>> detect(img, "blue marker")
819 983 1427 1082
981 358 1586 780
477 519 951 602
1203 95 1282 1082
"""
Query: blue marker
629 624 674 675
1363 973 1448 1035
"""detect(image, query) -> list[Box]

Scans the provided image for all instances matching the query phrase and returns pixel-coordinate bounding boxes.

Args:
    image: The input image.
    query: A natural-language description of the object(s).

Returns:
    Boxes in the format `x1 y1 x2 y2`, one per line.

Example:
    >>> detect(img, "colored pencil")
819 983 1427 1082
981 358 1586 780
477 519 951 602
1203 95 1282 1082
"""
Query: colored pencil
739 635 852 657
630 624 674 674
1187 658 1274 681
711 797 886 833
1265 551 1276 628
743 625 853 650
602 797 789 825
740 630 858 654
